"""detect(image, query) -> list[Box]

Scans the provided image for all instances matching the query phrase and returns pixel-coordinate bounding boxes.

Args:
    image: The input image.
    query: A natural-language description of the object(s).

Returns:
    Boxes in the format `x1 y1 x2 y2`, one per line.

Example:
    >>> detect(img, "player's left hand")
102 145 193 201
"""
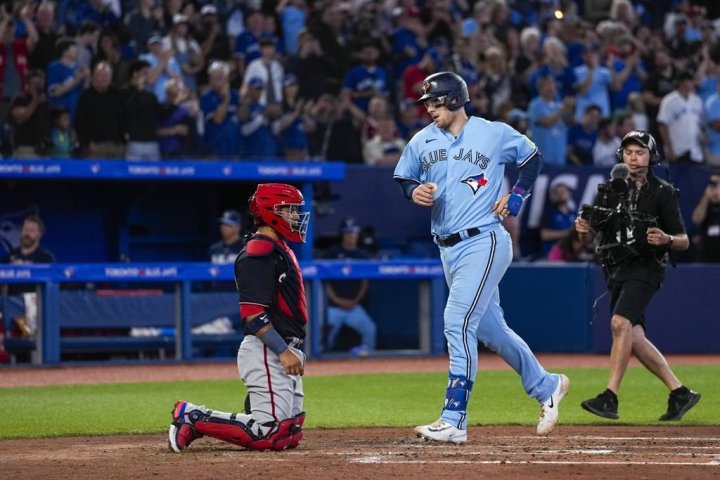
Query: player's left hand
492 194 511 218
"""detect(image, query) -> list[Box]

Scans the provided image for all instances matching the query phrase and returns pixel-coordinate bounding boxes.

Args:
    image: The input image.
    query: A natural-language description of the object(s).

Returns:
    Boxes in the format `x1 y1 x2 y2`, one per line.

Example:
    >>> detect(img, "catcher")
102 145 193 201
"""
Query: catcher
168 183 309 452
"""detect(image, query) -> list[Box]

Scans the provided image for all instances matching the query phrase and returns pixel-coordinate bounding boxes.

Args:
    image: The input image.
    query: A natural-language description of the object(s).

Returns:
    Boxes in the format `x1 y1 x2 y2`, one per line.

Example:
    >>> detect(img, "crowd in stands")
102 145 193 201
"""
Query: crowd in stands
0 0 718 166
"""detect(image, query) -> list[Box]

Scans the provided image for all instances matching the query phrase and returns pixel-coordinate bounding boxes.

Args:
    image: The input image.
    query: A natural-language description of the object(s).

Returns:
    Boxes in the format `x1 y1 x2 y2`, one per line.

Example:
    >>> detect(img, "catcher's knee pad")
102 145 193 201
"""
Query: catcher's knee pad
248 412 306 451
443 375 474 412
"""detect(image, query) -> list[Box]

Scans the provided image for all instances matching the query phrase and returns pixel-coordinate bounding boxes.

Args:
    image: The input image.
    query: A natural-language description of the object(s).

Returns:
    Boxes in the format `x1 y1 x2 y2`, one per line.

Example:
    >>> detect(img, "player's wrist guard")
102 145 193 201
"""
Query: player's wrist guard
247 312 288 356
508 186 529 217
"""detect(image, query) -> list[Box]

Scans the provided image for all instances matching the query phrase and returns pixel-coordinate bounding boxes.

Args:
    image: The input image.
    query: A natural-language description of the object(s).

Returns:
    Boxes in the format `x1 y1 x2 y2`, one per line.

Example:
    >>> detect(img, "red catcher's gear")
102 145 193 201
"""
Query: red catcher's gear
248 183 309 243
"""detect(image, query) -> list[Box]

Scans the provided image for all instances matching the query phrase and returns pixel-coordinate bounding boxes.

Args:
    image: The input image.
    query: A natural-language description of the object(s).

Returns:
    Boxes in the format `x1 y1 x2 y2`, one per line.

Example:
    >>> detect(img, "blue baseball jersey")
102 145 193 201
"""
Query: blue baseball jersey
393 117 538 237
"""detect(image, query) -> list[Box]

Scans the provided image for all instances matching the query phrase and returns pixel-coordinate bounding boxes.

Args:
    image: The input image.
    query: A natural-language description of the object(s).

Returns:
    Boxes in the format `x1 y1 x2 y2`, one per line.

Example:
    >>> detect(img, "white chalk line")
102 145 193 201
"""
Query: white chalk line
350 457 720 466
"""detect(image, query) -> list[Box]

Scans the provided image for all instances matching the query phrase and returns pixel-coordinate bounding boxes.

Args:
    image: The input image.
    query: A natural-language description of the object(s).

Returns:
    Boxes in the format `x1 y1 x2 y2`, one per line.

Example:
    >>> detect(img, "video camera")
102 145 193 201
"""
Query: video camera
579 164 659 265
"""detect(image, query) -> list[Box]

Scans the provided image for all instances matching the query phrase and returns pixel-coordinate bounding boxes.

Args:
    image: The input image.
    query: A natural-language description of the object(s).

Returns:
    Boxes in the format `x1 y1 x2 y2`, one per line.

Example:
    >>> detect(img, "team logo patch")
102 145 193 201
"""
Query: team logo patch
422 80 430 94
461 174 489 195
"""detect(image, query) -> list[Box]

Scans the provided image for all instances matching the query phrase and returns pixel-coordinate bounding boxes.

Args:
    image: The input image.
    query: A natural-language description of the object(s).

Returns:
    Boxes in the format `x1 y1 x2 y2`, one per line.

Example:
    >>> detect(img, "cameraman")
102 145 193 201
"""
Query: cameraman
575 130 701 421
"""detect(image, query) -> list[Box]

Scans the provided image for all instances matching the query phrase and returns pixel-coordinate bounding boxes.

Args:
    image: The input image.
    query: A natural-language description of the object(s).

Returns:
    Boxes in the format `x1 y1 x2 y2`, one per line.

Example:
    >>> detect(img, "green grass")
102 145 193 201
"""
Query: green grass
0 365 717 439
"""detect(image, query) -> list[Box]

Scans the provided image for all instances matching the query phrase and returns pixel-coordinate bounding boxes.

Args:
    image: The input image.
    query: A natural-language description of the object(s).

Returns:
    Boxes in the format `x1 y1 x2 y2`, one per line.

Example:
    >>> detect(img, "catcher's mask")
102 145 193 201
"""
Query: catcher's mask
248 183 309 243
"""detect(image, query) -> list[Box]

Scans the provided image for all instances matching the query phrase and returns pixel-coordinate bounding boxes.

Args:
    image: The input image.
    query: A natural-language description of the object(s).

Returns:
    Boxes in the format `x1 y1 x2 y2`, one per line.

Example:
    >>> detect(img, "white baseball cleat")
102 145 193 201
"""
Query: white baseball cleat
537 374 570 436
414 419 467 444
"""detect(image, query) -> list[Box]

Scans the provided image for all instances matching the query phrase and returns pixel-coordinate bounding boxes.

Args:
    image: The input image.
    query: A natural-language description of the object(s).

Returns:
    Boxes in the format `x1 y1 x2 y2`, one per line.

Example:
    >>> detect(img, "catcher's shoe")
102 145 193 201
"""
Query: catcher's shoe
168 401 203 453
659 387 701 421
537 374 569 436
414 419 467 444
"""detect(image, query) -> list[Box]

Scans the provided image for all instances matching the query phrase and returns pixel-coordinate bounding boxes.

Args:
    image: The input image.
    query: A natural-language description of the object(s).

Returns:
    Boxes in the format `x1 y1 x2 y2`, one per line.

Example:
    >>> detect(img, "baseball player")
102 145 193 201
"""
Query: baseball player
168 183 308 452
394 72 569 443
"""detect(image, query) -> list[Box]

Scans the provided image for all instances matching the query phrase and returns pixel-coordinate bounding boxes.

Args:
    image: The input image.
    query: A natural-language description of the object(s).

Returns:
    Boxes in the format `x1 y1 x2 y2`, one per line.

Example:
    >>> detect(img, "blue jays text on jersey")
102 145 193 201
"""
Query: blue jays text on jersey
420 147 491 172
394 116 538 237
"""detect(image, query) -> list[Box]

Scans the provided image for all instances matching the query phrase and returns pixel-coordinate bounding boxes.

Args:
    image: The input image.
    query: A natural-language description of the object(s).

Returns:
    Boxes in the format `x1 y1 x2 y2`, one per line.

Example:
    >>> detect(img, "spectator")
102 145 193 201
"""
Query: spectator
307 92 365 163
691 173 720 262
323 218 377 356
547 226 592 262
242 36 284 108
158 78 196 158
233 9 265 82
274 74 313 160
607 35 646 113
396 99 424 141
362 117 406 166
573 43 612 122
125 0 161 56
75 21 99 72
615 111 636 139
73 0 119 32
47 37 88 120
163 14 204 93
93 30 131 89
528 74 574 167
505 108 529 135
9 69 52 158
539 182 577 257
285 29 342 100
196 4 231 86
390 6 426 82
657 70 704 164
528 36 575 99
51 106 74 158
74 61 125 158
140 34 182 104
209 209 244 265
341 43 389 113
642 48 675 142
511 26 541 107
240 76 279 159
480 45 512 119
1 214 55 337
200 61 241 158
567 104 600 166
276 0 307 57
308 3 350 89
124 59 162 161
401 47 441 103
28 1 59 72
361 96 390 143
627 91 649 132
592 117 621 167
705 80 720 168
0 4 39 125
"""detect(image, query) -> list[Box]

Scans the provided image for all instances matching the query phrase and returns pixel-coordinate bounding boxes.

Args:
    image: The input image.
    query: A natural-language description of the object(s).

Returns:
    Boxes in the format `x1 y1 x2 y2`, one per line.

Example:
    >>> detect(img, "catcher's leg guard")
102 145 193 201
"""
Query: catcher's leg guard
190 410 262 448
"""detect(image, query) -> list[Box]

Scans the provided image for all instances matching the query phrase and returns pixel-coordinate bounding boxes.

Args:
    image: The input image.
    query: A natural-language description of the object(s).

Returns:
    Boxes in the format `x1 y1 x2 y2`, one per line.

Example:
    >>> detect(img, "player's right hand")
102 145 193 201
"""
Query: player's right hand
412 183 437 207
574 217 592 234
279 349 304 376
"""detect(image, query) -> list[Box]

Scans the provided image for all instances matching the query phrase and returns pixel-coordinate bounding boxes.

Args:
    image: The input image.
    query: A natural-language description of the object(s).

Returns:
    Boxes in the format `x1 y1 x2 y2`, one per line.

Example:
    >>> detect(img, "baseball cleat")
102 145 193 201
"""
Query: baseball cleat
168 401 203 453
414 419 467 444
659 387 701 421
537 374 569 436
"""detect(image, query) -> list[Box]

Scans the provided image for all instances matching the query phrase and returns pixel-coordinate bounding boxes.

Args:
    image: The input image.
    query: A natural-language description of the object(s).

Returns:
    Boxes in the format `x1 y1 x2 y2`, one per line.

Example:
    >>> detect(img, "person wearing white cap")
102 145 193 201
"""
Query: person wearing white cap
163 14 204 92
139 34 181 103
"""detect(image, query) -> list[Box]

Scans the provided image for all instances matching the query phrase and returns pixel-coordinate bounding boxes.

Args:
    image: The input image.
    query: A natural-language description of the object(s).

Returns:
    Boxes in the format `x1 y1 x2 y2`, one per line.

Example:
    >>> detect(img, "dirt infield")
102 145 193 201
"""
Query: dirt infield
1 426 719 479
2 354 719 479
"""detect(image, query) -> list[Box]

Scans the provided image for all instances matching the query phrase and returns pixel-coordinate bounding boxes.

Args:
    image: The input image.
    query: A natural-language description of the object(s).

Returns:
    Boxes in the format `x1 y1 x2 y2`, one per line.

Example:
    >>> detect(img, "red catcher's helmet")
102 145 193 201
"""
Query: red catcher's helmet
248 183 309 243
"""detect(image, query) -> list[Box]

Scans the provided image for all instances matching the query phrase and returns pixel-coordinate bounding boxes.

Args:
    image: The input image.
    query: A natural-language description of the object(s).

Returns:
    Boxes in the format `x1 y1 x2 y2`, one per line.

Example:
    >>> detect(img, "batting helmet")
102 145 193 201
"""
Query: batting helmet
416 71 470 111
616 130 662 165
248 183 309 243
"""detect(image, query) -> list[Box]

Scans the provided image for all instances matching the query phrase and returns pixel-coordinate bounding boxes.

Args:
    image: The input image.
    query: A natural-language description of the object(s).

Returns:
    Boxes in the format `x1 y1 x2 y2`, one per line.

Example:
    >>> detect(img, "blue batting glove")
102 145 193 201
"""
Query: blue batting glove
507 187 528 217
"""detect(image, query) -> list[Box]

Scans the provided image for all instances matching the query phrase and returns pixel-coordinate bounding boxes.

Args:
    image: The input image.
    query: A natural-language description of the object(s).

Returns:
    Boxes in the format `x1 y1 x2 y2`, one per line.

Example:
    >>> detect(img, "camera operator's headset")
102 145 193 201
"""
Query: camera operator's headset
615 130 662 165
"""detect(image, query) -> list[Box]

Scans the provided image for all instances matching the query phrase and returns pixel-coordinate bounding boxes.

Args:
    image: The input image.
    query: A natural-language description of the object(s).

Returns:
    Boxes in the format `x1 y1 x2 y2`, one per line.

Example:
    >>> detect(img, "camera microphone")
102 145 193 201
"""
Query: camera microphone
609 163 630 195
610 163 630 181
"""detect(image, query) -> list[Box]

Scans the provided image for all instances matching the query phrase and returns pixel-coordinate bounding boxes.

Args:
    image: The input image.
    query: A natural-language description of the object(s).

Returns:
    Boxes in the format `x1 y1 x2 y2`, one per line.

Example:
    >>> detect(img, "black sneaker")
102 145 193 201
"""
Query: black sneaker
581 389 619 419
659 387 701 421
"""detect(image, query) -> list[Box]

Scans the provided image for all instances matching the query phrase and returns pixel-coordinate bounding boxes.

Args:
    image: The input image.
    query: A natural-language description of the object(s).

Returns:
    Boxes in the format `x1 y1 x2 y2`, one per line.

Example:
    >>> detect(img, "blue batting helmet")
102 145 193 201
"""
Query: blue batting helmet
416 71 470 111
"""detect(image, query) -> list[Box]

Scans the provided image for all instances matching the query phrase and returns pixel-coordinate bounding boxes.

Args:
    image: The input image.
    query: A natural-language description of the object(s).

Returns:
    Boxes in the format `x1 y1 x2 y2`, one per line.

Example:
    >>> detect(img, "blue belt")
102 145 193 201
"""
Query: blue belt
435 227 481 247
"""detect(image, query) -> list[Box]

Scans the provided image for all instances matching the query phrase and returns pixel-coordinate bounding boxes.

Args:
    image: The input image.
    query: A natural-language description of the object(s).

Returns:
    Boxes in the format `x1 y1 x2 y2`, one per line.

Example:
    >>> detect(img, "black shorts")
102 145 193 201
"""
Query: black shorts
608 279 658 328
